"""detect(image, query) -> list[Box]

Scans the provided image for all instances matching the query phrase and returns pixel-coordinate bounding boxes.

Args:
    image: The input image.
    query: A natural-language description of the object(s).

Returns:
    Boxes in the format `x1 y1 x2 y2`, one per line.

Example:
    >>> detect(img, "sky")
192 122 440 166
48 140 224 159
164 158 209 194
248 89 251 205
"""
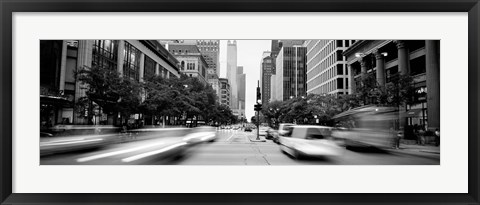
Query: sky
218 40 271 121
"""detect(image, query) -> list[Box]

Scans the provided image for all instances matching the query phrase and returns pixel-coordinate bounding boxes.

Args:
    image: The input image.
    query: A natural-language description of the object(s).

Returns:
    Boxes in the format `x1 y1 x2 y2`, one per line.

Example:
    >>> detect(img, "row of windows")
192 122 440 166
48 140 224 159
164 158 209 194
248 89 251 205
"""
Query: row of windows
281 47 307 100
92 40 118 70
309 77 349 94
197 40 219 45
307 51 347 83
306 40 335 62
307 64 349 91
336 40 355 48
144 56 156 78
307 48 346 76
187 63 196 70
199 47 218 52
307 62 346 87
307 40 354 65
93 40 177 81
123 42 141 81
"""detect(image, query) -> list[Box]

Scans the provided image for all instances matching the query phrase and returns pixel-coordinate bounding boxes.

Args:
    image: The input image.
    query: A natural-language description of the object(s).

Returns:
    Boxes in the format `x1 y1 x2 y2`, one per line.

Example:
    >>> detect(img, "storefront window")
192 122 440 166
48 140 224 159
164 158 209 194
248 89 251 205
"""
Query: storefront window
123 42 141 81
92 40 118 70
144 56 156 79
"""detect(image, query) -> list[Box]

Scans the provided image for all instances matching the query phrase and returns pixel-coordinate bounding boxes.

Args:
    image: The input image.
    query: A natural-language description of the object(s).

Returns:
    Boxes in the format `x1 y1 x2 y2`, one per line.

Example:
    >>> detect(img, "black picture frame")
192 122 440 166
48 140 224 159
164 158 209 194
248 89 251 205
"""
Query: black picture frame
1 0 479 204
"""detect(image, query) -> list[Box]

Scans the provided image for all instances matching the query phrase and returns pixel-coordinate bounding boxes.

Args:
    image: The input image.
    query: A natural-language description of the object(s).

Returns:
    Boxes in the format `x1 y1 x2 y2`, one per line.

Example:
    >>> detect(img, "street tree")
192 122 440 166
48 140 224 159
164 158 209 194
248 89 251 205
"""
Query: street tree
76 65 142 125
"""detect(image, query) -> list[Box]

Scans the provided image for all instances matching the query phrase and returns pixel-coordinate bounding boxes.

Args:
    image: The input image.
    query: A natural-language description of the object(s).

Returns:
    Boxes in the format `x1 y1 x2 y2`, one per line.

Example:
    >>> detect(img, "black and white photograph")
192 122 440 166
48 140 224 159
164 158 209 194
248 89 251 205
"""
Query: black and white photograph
39 39 440 165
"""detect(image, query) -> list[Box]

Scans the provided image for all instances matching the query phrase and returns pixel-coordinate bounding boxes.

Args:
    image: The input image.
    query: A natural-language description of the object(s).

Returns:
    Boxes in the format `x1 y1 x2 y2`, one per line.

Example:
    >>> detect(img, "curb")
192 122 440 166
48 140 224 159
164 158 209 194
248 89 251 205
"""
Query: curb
419 150 440 154
249 137 266 142
247 135 266 142
387 148 440 160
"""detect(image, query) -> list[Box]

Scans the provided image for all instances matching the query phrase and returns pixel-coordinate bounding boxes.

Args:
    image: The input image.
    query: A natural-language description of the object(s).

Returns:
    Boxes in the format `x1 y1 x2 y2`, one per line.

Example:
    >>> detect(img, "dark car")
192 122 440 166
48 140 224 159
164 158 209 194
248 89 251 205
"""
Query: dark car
244 127 252 132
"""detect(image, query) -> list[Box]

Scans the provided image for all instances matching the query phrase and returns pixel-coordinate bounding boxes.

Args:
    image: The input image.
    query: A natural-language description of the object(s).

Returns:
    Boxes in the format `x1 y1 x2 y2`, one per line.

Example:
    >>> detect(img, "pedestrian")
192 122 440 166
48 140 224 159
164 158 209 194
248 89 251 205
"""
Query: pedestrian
396 130 403 149
435 129 440 146
418 129 425 146
390 127 397 149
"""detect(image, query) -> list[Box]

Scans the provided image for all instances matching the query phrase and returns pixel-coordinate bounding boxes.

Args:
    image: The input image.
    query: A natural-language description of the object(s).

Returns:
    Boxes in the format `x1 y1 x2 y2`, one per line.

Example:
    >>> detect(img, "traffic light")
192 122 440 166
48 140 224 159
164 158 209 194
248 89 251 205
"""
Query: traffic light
254 103 262 111
256 87 261 101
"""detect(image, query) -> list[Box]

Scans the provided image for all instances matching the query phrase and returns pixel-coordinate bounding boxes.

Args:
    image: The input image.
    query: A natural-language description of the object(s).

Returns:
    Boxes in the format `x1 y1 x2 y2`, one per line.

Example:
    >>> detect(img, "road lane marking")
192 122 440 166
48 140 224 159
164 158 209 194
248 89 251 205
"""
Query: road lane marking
121 142 187 163
76 141 165 162
226 132 236 141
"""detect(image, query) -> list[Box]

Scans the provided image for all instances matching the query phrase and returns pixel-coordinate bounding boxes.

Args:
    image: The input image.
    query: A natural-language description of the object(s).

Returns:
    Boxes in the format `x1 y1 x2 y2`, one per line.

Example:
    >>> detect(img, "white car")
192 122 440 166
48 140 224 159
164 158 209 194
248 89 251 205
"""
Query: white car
183 126 217 144
273 123 295 143
258 126 269 136
279 125 342 159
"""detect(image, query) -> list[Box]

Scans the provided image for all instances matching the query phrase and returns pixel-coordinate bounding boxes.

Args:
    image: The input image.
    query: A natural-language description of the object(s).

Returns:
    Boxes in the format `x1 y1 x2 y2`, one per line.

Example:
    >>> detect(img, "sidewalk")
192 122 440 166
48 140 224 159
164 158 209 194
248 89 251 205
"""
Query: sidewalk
392 143 440 154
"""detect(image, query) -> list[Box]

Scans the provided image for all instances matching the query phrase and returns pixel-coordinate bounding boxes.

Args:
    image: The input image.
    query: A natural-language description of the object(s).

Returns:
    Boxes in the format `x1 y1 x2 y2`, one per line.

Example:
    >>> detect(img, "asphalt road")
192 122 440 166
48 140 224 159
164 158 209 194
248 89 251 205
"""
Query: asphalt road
40 129 440 165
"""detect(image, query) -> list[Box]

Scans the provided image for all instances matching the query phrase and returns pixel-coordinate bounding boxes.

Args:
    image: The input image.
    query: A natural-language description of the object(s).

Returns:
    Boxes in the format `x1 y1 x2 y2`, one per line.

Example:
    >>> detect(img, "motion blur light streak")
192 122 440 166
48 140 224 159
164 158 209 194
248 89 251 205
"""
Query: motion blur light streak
121 142 188 163
76 141 166 162
201 134 216 141
41 138 103 146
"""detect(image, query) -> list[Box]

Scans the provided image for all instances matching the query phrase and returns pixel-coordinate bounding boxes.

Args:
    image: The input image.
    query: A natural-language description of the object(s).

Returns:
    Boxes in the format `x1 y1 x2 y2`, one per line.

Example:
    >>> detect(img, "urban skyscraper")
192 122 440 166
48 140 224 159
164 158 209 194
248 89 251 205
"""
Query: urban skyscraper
272 43 307 101
195 40 220 77
260 51 274 105
227 40 238 115
305 40 353 95
237 66 246 119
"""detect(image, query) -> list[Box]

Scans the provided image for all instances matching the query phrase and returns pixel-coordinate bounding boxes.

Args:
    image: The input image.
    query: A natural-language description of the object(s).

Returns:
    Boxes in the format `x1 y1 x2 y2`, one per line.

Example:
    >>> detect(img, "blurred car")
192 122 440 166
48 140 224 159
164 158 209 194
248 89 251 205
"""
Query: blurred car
183 126 218 144
332 105 399 150
278 125 341 159
244 127 252 132
265 128 277 140
272 123 294 144
40 132 53 138
259 126 269 136
40 133 119 156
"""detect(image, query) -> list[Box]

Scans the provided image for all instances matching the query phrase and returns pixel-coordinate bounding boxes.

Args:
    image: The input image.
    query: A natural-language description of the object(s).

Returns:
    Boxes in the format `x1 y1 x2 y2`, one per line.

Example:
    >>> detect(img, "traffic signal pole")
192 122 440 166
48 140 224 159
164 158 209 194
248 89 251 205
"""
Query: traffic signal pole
256 110 260 140
251 81 265 142
256 81 261 140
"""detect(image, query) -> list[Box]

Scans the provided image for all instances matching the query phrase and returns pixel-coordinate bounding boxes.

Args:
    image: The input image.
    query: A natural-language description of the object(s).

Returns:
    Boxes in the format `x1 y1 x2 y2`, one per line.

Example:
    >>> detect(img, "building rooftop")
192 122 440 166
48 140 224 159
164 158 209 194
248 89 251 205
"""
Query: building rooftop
168 43 201 54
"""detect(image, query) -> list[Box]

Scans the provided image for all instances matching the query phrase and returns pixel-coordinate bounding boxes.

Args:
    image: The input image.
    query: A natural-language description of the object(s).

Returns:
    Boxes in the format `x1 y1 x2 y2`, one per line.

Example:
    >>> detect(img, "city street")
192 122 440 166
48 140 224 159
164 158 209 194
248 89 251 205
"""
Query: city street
40 129 440 165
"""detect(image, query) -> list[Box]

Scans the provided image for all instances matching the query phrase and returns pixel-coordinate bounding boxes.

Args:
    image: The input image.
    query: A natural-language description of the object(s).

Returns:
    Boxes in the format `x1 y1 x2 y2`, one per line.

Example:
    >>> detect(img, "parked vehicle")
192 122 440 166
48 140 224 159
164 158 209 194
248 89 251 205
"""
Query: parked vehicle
244 127 252 132
278 125 341 159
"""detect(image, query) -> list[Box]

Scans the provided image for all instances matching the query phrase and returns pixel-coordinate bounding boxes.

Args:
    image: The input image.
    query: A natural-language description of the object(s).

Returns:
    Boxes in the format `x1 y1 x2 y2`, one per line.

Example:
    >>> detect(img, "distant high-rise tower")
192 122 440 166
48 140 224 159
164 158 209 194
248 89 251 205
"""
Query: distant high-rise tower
260 51 274 105
271 40 281 59
237 66 246 119
227 40 238 114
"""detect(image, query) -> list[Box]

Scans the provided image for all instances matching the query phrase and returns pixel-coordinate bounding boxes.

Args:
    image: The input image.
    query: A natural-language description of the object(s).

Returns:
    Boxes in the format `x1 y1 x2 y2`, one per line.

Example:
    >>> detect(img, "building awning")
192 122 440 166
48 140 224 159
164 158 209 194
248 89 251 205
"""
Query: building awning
40 95 73 107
